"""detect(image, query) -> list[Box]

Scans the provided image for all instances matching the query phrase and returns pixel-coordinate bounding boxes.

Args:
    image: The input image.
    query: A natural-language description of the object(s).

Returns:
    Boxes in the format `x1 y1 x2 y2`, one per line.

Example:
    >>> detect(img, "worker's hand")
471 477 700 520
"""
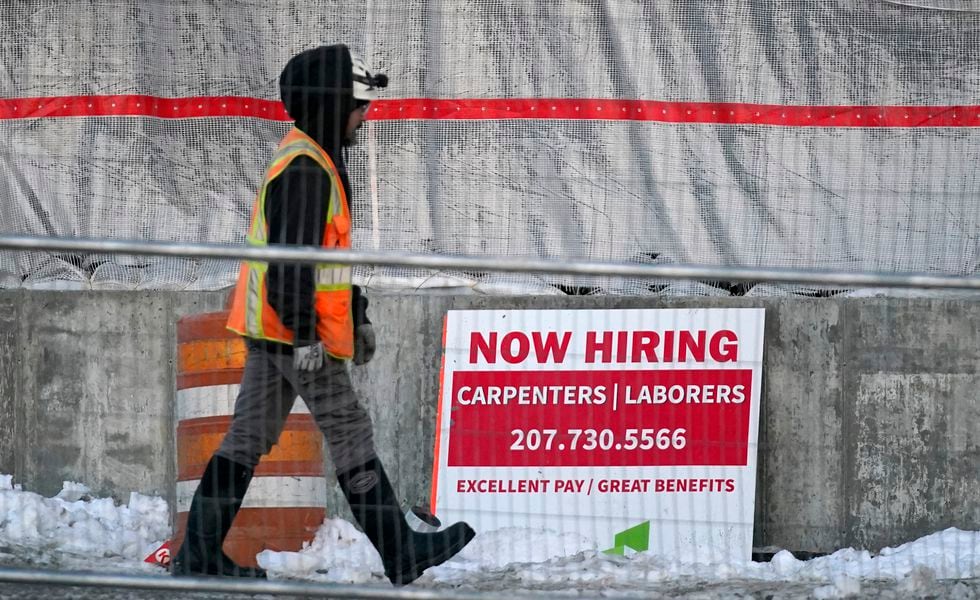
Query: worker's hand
353 324 376 366
294 343 325 372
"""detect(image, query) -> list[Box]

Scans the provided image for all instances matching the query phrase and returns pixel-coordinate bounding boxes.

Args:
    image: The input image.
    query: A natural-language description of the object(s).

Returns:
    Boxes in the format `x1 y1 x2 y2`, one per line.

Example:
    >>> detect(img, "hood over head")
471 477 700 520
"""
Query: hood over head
279 44 356 158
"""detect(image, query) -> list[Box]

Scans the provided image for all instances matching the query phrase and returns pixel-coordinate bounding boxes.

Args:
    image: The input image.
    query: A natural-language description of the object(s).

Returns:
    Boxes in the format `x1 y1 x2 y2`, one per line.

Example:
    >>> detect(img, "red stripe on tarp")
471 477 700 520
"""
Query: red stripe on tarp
372 98 980 128
0 95 978 127
0 95 290 121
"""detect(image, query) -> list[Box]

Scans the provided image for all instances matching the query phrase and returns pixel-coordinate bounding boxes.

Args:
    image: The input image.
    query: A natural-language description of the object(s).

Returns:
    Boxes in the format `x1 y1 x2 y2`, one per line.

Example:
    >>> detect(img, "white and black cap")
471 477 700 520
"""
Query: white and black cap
351 54 388 101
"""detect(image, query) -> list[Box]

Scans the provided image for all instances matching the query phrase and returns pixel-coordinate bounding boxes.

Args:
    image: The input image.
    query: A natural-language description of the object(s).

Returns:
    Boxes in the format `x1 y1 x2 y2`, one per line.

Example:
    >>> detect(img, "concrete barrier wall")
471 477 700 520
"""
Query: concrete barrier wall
0 290 977 553
0 290 228 516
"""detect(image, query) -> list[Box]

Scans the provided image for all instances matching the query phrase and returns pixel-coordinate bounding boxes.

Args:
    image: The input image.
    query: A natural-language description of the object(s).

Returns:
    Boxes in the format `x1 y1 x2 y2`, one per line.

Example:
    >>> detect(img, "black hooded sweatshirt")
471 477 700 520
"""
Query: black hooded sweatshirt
263 44 369 350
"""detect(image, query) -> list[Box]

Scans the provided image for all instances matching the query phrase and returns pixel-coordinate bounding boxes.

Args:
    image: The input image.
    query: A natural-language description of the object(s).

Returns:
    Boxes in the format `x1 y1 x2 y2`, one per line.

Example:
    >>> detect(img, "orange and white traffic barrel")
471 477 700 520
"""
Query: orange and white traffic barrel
173 310 326 567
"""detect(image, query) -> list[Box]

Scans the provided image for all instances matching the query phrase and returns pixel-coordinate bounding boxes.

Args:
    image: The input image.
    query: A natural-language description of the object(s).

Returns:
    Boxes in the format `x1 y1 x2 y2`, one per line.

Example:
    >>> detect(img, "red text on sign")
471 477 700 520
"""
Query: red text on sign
469 331 572 364
467 329 739 364
447 369 753 468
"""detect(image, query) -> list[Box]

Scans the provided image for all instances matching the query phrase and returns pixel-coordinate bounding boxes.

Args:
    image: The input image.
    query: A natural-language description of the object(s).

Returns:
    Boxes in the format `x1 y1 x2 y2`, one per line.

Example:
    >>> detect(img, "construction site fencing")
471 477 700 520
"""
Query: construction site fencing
0 238 977 598
2 1 980 293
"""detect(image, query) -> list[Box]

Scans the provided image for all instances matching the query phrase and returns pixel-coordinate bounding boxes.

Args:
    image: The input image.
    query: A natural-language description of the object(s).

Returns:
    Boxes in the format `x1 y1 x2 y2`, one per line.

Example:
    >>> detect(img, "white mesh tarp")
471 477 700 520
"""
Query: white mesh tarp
1 0 978 293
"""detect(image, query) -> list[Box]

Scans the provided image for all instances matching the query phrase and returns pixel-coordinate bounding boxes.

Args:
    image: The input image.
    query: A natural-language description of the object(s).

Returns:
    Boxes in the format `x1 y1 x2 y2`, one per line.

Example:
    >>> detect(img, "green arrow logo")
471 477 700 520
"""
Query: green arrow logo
603 520 650 555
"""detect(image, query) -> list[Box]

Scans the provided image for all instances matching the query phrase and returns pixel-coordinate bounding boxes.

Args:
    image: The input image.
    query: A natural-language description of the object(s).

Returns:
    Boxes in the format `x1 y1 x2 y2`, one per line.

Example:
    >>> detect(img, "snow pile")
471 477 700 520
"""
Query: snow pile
0 474 978 596
440 528 977 588
787 529 980 581
0 474 169 568
257 518 384 583
262 518 979 589
258 522 598 583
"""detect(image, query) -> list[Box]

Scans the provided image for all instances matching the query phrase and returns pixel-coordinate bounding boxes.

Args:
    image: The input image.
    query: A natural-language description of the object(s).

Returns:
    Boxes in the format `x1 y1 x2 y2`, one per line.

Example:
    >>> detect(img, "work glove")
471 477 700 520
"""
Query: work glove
294 343 325 372
353 324 376 365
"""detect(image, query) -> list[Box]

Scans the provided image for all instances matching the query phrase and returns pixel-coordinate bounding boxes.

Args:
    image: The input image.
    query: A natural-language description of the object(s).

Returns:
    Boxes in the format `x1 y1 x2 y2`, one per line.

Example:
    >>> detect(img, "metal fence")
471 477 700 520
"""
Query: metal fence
0 236 977 598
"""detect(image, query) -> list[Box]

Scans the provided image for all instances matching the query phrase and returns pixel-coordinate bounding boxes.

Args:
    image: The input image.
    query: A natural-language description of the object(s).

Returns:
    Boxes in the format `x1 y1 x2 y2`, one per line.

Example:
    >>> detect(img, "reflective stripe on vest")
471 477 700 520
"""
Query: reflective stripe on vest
226 127 354 359
316 265 352 290
244 263 265 338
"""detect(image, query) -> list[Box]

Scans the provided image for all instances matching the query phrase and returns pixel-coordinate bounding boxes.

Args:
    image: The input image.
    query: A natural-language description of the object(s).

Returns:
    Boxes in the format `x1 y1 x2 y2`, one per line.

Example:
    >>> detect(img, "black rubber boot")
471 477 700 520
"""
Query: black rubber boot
171 455 267 578
338 458 475 585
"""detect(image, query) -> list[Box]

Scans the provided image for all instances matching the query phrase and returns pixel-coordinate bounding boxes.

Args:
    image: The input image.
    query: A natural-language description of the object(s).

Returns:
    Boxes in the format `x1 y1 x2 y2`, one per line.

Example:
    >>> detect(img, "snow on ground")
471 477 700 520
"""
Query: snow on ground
0 475 167 574
1 474 979 598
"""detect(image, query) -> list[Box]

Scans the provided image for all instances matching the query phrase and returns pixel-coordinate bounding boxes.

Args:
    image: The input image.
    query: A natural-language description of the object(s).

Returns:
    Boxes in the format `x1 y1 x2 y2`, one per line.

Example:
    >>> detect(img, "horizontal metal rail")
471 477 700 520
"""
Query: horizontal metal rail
0 234 979 291
0 566 521 599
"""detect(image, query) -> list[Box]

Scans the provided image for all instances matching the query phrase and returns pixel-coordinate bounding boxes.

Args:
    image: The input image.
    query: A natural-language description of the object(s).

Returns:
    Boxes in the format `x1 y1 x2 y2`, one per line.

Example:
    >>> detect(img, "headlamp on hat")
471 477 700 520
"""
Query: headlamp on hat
352 54 388 102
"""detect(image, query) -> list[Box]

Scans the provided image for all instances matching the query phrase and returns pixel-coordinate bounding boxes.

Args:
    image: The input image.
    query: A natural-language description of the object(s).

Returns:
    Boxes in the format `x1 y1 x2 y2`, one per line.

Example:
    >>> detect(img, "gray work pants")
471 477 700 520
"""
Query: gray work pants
216 341 378 474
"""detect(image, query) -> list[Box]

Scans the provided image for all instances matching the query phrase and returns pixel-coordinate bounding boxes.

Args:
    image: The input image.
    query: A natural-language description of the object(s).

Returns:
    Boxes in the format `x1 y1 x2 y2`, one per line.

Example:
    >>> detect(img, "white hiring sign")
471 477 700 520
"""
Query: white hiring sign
431 308 765 559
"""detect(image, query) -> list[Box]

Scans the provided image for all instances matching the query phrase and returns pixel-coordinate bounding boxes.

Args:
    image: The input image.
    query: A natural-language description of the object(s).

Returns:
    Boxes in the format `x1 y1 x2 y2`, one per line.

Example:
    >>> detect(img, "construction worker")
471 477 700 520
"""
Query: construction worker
171 44 475 585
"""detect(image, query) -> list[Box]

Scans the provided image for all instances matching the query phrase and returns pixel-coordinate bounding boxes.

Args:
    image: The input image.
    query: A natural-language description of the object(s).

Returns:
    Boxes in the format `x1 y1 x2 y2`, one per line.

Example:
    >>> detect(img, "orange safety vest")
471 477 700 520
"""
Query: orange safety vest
227 127 354 359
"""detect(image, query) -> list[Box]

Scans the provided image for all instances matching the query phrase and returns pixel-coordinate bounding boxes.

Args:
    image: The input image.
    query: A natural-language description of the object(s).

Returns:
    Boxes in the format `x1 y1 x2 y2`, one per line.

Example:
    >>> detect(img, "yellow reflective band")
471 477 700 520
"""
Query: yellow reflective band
327 186 343 224
271 142 329 174
244 262 264 337
315 265 352 288
281 140 321 155
249 189 270 243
